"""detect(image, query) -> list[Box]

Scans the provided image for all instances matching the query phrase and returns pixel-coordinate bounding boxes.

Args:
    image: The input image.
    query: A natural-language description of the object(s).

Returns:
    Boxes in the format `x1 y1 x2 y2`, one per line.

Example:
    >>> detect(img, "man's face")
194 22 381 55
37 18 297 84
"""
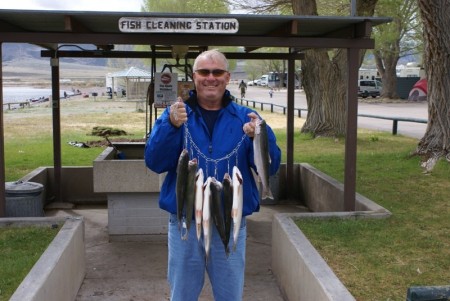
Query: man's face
193 58 230 103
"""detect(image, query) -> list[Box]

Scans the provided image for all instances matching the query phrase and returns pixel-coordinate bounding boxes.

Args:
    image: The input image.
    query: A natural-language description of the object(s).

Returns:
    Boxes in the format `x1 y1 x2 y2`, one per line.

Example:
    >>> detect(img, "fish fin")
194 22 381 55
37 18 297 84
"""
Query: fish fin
196 224 202 241
257 174 262 183
181 218 188 240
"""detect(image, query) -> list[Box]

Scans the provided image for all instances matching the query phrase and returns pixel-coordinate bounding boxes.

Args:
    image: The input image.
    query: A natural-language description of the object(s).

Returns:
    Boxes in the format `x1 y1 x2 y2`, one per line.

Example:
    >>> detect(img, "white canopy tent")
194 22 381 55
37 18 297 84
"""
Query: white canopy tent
106 66 151 100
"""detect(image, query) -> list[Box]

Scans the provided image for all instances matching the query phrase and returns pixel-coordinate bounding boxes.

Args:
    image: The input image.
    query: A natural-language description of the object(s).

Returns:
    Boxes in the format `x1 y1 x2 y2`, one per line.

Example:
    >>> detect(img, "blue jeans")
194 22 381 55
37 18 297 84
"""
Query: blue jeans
168 213 247 301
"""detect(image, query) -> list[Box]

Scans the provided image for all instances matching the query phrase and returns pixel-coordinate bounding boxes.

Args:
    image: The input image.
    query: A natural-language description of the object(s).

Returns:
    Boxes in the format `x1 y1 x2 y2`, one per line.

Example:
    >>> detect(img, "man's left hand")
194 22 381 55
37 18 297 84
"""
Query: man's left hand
243 112 259 138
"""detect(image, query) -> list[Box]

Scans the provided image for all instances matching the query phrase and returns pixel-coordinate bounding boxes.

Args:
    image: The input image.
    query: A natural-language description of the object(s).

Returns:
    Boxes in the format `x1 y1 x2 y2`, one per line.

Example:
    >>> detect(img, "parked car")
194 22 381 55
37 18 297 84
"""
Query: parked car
259 74 269 86
248 79 260 86
358 79 382 98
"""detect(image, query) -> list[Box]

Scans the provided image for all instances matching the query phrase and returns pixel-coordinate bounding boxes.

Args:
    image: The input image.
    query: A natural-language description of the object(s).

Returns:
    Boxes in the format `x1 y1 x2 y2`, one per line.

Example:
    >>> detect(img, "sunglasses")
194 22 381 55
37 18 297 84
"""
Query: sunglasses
194 69 228 77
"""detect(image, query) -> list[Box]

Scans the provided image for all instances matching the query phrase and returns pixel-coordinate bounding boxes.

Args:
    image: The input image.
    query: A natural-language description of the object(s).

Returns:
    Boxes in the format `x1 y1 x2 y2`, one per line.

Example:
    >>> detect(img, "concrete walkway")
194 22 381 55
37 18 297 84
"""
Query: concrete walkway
47 204 307 301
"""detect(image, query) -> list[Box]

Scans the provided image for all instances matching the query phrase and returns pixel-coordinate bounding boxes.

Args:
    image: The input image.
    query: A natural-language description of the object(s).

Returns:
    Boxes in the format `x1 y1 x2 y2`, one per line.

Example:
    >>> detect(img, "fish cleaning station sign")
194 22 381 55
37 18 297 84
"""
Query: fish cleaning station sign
119 17 239 34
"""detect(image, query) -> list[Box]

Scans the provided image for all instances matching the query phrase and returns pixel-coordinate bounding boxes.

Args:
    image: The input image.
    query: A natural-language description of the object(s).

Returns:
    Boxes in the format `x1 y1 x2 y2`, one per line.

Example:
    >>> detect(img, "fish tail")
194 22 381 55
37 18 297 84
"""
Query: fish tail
262 187 274 200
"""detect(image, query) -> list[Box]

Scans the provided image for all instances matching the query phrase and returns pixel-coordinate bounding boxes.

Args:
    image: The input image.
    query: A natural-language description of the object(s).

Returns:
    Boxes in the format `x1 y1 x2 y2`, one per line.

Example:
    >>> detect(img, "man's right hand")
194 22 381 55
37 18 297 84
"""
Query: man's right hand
169 97 187 128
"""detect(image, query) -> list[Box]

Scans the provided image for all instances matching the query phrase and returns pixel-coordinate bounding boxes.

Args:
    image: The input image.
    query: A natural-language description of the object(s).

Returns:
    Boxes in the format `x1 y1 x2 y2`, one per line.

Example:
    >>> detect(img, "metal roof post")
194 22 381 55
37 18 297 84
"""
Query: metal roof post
344 48 359 211
51 56 62 203
286 52 296 199
0 42 5 217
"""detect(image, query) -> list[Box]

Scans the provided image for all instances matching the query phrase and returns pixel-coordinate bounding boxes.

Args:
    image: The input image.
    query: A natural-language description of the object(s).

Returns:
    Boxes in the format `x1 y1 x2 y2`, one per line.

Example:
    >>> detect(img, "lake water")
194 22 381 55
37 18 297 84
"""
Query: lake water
2 87 69 103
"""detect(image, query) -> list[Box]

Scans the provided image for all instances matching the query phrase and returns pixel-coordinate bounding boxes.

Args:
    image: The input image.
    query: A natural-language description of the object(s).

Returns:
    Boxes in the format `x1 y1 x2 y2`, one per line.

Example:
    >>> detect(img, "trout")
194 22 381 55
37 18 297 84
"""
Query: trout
222 173 233 256
202 177 212 262
195 168 204 241
253 119 273 200
210 177 227 253
176 149 189 230
182 158 198 240
231 166 243 252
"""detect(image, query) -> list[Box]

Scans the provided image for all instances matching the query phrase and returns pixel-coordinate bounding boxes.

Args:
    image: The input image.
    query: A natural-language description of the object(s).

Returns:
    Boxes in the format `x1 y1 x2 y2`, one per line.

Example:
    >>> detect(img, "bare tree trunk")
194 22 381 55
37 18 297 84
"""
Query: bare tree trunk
295 0 378 137
302 50 348 136
374 48 400 99
372 0 418 99
415 0 450 171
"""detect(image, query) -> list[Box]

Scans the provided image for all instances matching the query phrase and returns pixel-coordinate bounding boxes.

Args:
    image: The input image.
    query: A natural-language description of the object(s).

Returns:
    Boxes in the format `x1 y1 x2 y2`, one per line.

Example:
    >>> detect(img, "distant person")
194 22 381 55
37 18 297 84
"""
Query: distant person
238 80 247 98
269 87 273 98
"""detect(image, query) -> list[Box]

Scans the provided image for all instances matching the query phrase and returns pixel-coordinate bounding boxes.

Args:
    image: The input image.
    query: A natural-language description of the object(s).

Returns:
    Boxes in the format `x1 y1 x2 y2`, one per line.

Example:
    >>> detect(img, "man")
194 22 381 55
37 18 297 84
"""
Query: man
145 49 281 301
238 79 247 98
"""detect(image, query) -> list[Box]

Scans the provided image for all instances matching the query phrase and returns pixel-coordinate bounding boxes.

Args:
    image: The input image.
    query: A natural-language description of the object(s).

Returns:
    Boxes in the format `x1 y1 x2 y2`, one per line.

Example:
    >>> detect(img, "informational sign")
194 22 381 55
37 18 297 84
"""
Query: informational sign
154 72 178 108
119 17 239 34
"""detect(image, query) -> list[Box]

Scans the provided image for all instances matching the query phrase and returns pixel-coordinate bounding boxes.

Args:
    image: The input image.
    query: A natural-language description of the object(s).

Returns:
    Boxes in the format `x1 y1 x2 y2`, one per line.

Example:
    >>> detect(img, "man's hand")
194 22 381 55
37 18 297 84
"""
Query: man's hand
169 97 187 128
243 112 259 138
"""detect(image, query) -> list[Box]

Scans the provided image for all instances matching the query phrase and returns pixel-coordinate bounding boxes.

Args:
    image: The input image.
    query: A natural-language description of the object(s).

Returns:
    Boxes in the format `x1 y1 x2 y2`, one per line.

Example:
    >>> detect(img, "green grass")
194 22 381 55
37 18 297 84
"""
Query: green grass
3 100 449 300
0 226 60 301
5 133 105 181
273 129 450 301
4 98 146 181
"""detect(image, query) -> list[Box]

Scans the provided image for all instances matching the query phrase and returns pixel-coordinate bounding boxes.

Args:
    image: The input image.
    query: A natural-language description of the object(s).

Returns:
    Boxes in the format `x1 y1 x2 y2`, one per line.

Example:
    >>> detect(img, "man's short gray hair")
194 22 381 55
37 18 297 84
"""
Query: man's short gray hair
193 49 229 71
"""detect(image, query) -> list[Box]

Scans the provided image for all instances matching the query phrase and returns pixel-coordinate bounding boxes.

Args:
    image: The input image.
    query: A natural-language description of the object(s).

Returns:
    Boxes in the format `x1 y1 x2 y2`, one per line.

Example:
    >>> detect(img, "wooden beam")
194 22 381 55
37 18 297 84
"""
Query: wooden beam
41 49 305 60
245 20 299 53
64 15 112 50
1 32 376 50
64 15 91 32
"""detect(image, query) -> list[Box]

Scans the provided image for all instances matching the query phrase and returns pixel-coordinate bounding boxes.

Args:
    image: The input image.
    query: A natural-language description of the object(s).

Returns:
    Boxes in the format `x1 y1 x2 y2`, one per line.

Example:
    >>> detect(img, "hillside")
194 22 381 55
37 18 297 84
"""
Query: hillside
2 44 128 87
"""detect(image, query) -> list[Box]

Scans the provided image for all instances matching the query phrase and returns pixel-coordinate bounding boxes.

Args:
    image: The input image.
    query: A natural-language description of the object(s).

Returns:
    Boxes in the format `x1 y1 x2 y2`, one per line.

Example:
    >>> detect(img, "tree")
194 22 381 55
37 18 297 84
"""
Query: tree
229 0 378 137
372 0 421 99
143 0 228 14
414 0 450 171
141 0 232 74
298 0 378 137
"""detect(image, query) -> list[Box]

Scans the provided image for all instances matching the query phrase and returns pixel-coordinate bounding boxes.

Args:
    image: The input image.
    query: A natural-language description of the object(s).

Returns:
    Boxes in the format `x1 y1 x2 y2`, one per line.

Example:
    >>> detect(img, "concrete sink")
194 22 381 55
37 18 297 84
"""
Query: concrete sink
93 142 168 239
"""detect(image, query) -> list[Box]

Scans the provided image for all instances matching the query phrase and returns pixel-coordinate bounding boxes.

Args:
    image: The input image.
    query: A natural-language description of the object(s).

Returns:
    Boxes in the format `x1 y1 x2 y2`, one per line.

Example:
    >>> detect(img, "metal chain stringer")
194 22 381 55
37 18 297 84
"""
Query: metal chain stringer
184 124 246 178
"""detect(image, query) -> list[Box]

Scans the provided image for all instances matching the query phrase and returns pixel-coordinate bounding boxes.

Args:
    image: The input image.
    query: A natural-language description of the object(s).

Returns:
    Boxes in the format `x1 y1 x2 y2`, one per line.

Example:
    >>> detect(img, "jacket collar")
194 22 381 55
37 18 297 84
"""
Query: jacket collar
185 89 235 113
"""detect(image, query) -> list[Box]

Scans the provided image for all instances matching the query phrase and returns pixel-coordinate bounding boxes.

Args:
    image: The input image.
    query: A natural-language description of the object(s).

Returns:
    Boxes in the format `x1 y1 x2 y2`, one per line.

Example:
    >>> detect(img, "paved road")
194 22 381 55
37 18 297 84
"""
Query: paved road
230 84 427 139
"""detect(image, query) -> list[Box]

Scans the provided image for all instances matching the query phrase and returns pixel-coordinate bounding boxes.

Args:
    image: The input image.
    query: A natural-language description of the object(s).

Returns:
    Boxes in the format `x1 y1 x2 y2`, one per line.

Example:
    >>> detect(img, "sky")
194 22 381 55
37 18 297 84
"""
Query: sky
0 0 144 12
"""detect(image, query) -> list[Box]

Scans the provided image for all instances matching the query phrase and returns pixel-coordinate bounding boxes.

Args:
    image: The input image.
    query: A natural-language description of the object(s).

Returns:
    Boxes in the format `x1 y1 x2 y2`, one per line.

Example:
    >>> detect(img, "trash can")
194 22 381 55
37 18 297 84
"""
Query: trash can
5 181 45 217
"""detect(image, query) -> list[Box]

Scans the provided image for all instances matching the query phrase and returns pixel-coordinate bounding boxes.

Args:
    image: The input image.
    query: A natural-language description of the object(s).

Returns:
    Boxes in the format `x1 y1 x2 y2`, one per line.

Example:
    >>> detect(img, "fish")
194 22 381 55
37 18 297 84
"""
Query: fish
222 173 233 256
195 168 204 241
231 166 243 252
182 158 198 240
202 177 212 262
210 177 227 253
253 118 273 200
176 149 189 230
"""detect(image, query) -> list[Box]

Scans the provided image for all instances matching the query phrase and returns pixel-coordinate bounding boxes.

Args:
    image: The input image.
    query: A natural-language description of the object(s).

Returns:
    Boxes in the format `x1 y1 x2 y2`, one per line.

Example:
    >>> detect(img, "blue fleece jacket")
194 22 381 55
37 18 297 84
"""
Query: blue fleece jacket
144 90 281 217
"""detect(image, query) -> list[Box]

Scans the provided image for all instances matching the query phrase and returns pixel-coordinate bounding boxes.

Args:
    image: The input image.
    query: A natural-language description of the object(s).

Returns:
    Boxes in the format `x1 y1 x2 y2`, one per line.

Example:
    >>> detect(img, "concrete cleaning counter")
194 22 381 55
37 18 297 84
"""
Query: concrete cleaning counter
93 142 168 240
